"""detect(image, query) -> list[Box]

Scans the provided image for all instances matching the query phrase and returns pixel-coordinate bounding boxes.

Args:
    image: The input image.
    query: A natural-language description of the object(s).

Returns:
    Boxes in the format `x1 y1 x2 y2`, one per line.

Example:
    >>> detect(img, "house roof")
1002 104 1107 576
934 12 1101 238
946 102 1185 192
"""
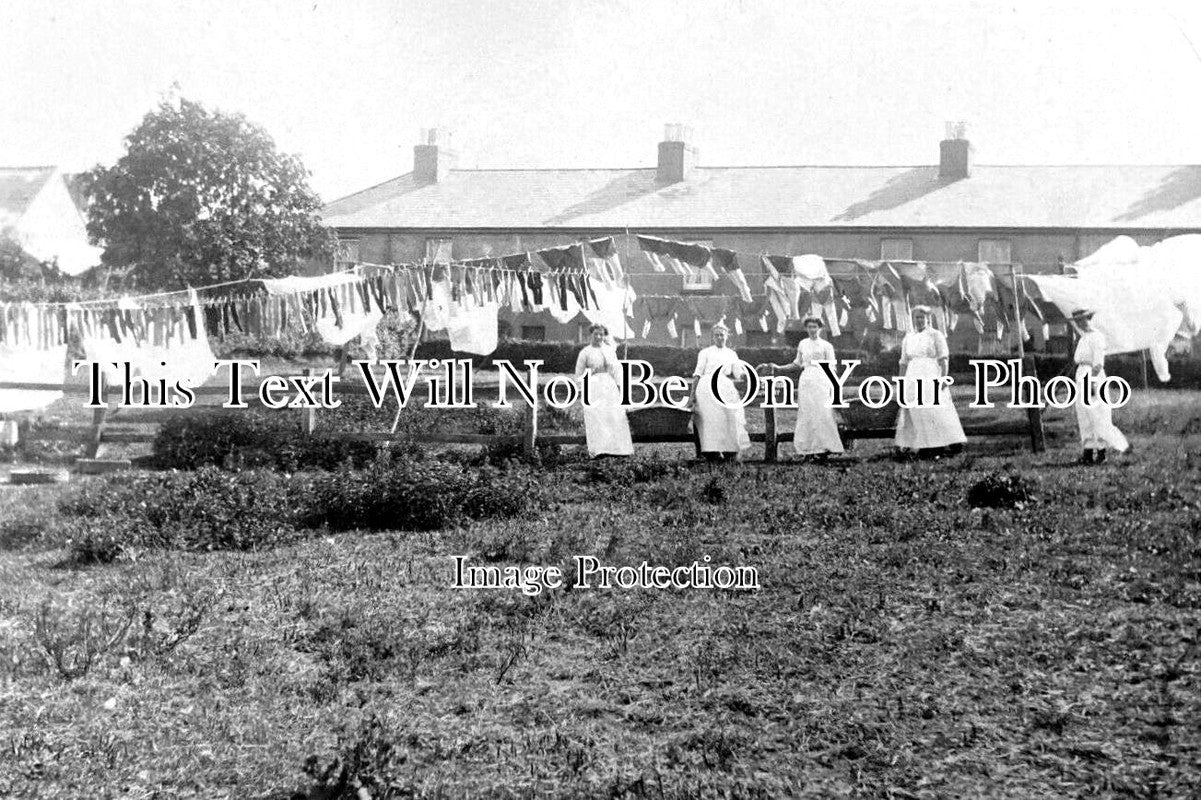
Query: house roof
322 164 1201 231
0 166 57 227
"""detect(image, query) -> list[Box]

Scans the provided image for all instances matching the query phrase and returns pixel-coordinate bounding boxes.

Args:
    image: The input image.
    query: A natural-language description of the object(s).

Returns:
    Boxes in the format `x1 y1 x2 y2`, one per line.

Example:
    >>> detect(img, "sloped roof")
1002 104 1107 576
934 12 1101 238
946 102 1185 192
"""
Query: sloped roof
322 164 1201 231
0 166 57 226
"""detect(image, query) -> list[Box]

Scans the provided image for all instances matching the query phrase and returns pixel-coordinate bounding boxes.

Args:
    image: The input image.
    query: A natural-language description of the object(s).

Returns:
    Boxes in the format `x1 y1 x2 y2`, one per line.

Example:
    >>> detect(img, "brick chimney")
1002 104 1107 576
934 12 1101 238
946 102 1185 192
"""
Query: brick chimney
939 121 971 181
657 123 698 183
413 128 457 183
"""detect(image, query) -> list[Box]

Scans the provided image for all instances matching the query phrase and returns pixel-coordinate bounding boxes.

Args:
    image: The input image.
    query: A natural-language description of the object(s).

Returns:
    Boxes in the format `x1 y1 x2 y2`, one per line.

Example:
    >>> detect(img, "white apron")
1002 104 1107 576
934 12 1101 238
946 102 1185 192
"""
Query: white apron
894 328 966 450
1074 331 1128 451
693 346 751 454
793 338 844 455
576 345 633 457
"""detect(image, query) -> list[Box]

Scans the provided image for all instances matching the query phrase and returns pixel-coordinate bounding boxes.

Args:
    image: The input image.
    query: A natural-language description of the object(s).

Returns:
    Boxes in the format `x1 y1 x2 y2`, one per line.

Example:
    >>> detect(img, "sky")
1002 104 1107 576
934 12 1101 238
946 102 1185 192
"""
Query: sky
3 0 1201 203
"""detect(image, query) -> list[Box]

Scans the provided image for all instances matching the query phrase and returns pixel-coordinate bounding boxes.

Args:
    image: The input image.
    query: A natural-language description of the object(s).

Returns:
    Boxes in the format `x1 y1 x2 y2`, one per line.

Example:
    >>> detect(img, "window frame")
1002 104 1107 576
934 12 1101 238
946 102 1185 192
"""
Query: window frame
335 238 361 266
425 238 454 264
977 239 1012 264
520 325 546 342
880 238 914 261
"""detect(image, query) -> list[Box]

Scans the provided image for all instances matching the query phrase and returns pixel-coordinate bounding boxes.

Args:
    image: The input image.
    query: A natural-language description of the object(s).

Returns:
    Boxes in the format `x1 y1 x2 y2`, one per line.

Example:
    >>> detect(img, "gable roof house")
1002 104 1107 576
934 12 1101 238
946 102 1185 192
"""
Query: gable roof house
0 166 102 276
322 125 1201 346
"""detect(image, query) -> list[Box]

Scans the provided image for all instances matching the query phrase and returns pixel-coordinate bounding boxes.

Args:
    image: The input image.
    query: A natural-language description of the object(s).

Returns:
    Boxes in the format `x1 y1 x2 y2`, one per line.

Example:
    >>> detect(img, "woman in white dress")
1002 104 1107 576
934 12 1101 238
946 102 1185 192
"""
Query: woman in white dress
574 324 633 458
689 323 751 462
894 306 966 456
1070 309 1128 465
761 317 844 461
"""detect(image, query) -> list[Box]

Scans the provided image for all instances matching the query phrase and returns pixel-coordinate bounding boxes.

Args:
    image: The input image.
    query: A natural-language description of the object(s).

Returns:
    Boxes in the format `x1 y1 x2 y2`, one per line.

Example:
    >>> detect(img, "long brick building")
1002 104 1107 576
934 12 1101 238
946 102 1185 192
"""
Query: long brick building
321 125 1201 351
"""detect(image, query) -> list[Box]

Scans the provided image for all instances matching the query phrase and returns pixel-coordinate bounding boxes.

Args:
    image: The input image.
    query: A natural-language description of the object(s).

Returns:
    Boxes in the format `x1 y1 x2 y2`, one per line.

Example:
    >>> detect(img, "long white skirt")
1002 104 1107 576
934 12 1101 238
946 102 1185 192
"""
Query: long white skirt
695 373 751 454
582 373 633 457
1075 365 1129 451
794 367 844 455
894 357 966 450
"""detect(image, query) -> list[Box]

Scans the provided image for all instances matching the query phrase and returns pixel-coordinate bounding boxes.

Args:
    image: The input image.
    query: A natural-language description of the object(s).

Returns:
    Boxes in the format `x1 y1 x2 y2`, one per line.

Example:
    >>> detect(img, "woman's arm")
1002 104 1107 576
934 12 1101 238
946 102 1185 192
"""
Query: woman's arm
934 330 950 378
574 348 588 379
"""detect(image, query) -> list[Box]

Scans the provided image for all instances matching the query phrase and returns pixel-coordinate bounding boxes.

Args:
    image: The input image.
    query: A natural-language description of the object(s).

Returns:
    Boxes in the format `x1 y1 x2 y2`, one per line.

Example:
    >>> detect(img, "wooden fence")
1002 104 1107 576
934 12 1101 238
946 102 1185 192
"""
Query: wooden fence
1 355 1046 463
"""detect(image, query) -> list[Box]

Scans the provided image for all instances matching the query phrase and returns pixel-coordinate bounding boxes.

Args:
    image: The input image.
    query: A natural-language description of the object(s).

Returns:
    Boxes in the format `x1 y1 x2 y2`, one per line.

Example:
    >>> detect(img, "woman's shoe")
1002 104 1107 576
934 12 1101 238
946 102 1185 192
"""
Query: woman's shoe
1077 449 1095 465
1095 448 1107 464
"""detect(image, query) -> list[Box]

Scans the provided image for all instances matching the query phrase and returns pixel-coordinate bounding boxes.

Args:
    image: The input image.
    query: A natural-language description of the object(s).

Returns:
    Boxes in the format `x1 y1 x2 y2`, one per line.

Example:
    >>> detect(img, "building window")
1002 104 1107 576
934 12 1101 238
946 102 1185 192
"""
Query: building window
978 239 1012 264
681 239 715 292
335 239 360 267
425 238 453 264
880 238 913 261
520 325 546 342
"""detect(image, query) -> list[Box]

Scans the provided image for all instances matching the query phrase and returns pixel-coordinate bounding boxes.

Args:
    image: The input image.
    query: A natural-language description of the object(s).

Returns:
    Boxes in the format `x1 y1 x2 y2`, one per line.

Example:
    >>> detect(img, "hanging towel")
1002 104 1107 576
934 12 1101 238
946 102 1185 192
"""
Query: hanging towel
587 237 624 284
711 248 753 302
634 296 681 339
581 278 636 339
259 272 362 296
0 342 66 413
637 235 671 273
762 276 791 334
665 240 718 280
420 276 452 332
792 255 841 336
735 296 770 334
685 296 734 337
448 299 499 355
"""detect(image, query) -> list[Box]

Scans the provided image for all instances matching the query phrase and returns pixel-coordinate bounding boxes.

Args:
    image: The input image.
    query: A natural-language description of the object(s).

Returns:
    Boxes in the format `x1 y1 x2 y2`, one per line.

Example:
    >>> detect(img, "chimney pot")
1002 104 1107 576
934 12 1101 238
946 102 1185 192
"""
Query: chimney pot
414 127 457 183
657 123 698 183
939 122 971 181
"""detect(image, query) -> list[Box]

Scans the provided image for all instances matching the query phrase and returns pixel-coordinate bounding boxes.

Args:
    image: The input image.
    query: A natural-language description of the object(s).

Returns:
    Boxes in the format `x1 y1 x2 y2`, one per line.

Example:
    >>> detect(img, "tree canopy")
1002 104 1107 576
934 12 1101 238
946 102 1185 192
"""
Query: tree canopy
82 98 336 290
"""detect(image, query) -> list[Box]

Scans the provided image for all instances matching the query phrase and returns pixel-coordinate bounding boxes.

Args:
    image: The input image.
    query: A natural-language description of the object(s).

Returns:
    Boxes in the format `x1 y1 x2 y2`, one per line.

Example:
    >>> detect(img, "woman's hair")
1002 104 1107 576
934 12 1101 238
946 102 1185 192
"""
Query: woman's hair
911 305 934 317
588 324 609 336
801 316 824 328
711 322 730 334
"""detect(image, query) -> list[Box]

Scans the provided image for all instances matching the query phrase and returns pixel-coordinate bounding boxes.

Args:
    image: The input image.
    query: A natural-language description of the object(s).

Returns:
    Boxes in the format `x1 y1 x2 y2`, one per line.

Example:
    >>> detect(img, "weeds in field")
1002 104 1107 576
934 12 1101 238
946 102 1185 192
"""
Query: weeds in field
32 597 136 680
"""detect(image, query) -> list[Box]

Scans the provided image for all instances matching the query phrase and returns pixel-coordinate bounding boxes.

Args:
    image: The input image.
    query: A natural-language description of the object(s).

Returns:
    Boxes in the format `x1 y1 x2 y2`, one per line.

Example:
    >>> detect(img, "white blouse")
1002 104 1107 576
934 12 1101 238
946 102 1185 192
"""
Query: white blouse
901 327 949 361
575 344 621 381
1074 330 1107 368
793 337 836 369
693 345 744 379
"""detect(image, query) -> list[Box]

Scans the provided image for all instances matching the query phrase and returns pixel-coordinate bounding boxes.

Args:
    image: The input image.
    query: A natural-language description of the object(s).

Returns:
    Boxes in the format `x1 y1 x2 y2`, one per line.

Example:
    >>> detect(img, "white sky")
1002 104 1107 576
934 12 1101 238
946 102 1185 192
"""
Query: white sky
3 0 1201 202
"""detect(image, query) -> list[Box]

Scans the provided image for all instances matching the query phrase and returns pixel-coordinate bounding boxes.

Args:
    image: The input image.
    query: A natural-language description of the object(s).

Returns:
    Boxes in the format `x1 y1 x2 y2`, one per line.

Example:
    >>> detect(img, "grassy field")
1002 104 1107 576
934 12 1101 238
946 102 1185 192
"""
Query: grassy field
0 390 1198 798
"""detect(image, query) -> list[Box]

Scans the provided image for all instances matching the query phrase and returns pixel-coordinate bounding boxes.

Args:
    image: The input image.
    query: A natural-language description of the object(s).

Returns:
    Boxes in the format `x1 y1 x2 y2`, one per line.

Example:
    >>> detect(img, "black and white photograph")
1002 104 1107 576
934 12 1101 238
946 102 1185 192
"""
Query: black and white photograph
1 1 1200 797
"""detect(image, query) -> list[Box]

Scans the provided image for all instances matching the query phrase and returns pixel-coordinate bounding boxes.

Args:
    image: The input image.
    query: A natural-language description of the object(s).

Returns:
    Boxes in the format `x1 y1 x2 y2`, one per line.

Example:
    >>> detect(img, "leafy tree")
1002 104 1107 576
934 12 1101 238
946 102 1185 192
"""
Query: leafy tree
82 98 336 290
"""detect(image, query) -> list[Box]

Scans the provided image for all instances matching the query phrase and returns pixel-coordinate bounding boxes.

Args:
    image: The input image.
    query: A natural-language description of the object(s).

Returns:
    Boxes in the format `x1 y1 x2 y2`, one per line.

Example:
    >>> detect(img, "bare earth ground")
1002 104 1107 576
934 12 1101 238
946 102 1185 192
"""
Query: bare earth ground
0 374 1198 798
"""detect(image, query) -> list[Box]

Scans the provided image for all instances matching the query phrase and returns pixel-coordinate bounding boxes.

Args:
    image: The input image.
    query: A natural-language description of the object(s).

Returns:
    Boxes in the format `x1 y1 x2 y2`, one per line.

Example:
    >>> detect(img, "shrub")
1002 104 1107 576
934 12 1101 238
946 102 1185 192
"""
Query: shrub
60 468 303 562
966 472 1037 509
152 411 378 471
586 454 684 486
305 460 540 532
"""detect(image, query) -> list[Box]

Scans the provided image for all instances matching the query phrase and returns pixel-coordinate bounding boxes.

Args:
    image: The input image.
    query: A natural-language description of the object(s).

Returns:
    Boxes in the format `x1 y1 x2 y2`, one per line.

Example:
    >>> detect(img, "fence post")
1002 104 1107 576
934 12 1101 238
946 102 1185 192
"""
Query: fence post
88 372 108 459
1022 355 1046 452
302 367 317 437
763 369 778 463
523 392 539 458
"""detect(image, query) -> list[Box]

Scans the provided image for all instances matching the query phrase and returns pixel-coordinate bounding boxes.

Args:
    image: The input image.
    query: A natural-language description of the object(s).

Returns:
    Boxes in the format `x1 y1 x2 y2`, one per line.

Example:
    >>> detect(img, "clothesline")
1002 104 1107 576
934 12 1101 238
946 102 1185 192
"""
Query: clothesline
4 232 1037 314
